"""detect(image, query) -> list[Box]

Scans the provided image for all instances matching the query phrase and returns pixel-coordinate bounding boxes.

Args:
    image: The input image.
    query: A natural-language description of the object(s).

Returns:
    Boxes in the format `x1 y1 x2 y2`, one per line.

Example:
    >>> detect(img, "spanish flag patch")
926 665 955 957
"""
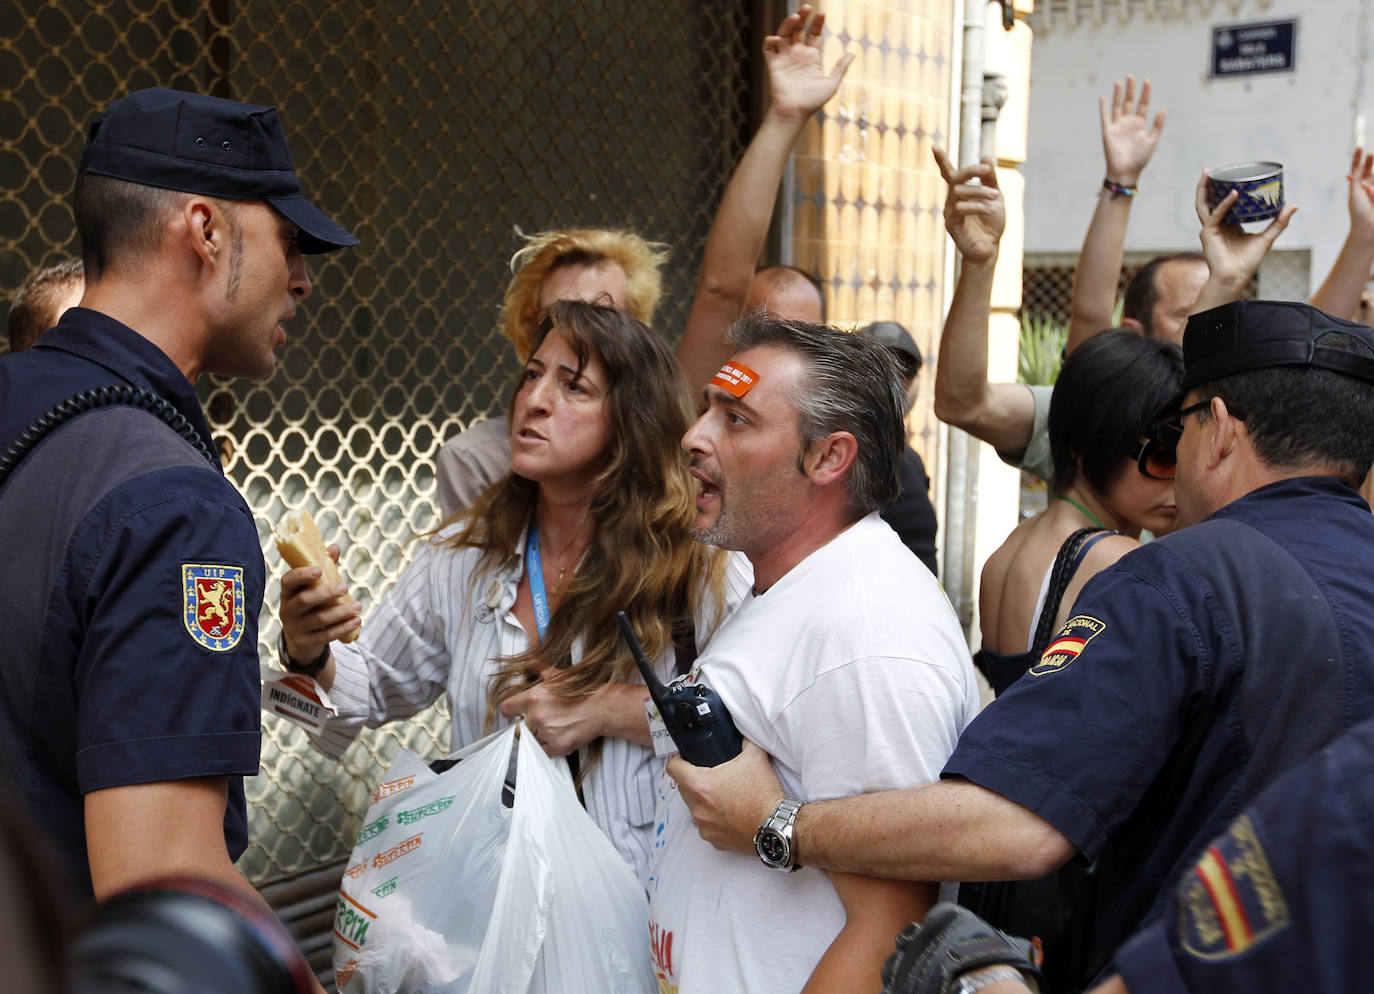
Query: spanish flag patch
1028 614 1105 677
1178 814 1290 960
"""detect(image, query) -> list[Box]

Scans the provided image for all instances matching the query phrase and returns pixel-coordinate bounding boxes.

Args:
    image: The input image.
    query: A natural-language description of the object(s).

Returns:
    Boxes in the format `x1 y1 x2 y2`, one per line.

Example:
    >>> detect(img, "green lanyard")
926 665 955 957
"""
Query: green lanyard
1057 495 1106 530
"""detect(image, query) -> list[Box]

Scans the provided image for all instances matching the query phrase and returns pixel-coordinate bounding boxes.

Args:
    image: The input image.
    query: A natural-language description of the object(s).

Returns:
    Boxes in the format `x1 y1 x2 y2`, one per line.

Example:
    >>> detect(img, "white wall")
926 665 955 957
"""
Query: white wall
1022 0 1374 294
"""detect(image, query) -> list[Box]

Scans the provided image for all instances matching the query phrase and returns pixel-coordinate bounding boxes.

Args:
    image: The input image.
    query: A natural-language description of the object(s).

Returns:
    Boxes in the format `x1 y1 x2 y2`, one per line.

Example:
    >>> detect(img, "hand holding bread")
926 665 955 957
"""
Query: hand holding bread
276 510 361 664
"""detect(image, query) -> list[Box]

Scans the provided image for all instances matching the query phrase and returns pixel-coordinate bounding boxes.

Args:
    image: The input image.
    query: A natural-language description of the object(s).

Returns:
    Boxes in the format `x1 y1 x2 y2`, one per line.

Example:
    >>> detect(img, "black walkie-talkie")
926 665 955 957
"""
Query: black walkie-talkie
616 611 742 767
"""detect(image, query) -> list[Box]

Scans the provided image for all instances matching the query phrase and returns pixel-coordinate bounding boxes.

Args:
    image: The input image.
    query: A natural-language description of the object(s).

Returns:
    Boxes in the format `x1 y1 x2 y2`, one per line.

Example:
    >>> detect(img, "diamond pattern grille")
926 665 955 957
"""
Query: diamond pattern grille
3 0 751 882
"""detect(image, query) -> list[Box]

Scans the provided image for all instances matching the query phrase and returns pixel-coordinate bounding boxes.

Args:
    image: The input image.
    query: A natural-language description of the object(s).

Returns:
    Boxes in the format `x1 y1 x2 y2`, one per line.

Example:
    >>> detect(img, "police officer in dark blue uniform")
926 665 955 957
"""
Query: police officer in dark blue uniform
0 88 356 910
879 715 1374 994
1111 712 1374 992
664 299 1374 991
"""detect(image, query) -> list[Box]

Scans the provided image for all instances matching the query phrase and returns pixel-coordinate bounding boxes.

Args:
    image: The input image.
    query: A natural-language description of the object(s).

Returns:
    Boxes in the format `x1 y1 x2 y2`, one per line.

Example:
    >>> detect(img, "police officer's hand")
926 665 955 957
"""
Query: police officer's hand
278 543 360 664
666 739 782 854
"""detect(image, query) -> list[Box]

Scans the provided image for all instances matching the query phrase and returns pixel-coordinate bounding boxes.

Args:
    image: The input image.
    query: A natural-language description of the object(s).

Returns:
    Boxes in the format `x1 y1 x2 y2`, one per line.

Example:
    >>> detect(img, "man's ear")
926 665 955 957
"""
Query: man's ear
182 197 222 268
802 430 858 486
1119 317 1145 335
1206 395 1243 468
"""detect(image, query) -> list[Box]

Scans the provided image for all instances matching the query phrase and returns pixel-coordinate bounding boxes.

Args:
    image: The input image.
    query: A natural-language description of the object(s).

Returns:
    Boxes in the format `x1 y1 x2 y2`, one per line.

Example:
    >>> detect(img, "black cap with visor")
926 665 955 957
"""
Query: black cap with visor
1137 300 1374 480
79 87 359 254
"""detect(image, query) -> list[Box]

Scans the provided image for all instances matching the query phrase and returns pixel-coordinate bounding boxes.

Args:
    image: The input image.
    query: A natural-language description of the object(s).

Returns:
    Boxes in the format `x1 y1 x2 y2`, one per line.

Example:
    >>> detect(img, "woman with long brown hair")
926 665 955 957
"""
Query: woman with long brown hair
277 300 746 880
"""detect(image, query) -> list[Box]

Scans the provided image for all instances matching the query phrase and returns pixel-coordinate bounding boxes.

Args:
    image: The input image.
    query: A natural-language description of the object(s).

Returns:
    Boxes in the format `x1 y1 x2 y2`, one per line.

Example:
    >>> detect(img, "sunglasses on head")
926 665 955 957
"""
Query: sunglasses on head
1134 399 1245 481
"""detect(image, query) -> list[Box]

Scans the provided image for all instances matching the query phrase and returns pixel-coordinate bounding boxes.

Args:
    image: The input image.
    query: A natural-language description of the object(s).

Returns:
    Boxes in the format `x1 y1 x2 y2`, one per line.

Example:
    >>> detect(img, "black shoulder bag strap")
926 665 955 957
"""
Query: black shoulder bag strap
0 385 218 492
1028 527 1116 658
963 524 1120 994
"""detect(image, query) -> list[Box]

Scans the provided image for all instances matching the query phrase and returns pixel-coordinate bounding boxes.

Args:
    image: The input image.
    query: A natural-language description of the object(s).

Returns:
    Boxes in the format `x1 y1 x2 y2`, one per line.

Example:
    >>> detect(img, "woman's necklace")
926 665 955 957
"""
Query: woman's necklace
547 536 587 596
1056 494 1106 530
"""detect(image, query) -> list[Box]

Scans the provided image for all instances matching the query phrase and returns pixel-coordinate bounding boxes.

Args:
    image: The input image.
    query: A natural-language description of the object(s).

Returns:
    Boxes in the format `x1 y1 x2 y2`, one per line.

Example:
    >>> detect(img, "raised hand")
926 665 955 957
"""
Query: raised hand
1192 169 1297 311
1347 146 1374 245
765 4 855 122
1100 75 1166 187
934 146 1004 265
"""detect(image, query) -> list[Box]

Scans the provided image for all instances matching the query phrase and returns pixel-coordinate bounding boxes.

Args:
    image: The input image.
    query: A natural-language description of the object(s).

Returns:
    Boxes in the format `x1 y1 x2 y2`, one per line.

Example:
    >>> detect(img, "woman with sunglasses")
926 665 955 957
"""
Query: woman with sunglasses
963 329 1183 993
276 300 747 882
975 329 1183 696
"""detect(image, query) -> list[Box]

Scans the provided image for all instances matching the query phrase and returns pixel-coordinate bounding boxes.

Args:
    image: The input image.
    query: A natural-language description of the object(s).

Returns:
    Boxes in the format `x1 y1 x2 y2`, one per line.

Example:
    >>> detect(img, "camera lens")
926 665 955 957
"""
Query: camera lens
68 881 313 994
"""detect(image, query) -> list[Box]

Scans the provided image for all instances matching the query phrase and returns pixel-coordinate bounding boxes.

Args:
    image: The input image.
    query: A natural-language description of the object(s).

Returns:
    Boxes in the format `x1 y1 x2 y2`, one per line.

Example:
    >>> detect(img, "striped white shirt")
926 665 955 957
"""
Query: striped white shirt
312 525 752 882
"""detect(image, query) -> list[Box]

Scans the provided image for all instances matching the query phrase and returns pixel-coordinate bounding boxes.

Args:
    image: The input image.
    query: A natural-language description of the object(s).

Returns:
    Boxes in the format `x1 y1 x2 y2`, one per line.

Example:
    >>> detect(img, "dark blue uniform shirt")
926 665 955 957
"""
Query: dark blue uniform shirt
0 308 263 900
1115 715 1374 993
943 476 1374 975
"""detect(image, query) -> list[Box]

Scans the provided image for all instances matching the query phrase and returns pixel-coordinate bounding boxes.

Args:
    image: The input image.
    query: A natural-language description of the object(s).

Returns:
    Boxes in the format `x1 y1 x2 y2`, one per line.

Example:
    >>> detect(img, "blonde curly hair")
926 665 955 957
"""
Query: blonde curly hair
500 228 670 359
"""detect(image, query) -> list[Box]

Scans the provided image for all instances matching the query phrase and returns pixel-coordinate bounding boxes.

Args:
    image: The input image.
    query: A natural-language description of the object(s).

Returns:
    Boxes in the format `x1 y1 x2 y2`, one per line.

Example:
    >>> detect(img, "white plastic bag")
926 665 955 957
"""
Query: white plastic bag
332 721 654 994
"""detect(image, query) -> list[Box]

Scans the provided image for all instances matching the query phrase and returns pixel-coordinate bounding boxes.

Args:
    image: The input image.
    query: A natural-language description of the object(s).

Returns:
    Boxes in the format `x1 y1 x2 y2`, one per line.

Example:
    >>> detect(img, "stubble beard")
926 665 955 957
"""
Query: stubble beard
691 512 733 549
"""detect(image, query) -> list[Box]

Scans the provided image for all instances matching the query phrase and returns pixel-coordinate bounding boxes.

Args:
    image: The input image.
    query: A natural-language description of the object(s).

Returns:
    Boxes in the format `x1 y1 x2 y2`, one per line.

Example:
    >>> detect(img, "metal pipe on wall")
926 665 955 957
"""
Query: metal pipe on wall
942 1 986 632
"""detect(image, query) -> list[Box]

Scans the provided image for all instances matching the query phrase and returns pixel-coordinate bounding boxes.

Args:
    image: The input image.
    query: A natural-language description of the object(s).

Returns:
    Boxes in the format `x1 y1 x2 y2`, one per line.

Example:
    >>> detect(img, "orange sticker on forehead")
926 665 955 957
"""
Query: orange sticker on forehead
711 361 760 398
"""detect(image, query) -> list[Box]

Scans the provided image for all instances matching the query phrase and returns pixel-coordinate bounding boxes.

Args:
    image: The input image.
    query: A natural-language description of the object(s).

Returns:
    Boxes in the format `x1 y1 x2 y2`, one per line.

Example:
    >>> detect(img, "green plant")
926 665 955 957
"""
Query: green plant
1018 311 1069 386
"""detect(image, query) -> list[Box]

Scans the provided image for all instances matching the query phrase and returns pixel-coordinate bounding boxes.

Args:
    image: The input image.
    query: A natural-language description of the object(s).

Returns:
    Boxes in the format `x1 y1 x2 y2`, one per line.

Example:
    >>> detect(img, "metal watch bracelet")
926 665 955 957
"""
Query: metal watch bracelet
956 966 1032 993
757 797 803 870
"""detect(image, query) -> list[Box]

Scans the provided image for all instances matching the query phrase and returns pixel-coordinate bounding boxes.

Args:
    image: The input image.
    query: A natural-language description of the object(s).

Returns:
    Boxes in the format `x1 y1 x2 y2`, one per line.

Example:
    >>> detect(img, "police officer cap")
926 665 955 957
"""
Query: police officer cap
79 87 358 255
1181 299 1374 392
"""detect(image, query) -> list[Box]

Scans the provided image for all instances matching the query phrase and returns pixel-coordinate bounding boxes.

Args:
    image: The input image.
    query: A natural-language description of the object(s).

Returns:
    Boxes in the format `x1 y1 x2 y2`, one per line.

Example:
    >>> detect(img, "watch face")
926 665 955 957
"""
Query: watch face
757 831 787 865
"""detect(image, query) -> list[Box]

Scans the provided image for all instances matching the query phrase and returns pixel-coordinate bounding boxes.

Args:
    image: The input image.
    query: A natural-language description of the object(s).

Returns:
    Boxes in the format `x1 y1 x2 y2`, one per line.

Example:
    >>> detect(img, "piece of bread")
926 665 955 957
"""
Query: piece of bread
275 509 359 643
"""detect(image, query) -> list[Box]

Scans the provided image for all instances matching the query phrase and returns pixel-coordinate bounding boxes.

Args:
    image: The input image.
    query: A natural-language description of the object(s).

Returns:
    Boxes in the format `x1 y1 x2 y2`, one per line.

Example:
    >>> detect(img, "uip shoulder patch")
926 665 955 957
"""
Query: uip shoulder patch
182 563 246 651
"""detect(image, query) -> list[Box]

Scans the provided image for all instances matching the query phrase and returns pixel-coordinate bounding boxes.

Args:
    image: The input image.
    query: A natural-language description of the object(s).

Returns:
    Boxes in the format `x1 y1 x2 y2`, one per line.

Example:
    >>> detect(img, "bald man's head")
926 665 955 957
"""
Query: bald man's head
746 265 825 323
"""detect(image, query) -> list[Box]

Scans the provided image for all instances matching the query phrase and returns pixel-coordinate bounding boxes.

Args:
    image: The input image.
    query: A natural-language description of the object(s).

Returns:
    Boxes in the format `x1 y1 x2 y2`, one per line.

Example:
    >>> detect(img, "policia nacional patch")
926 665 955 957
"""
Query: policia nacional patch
182 563 247 651
1177 814 1290 960
1029 614 1106 677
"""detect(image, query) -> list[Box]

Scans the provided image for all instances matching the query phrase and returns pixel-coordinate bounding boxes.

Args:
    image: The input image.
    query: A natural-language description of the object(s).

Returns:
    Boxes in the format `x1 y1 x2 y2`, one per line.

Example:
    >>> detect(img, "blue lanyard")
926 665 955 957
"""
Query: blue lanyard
525 524 552 640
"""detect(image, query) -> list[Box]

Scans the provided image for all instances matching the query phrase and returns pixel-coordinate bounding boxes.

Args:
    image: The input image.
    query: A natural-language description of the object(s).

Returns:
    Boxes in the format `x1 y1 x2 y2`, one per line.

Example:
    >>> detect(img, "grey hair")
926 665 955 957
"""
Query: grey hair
726 310 905 513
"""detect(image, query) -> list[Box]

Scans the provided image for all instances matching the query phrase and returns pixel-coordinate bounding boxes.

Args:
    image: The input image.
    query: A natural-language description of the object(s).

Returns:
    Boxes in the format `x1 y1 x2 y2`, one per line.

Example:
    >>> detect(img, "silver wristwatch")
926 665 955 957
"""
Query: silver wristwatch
753 797 803 871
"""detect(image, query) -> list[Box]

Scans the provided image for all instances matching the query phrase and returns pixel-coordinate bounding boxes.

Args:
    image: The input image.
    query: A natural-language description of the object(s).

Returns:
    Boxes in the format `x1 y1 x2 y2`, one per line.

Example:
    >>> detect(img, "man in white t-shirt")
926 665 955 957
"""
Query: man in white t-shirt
646 313 980 994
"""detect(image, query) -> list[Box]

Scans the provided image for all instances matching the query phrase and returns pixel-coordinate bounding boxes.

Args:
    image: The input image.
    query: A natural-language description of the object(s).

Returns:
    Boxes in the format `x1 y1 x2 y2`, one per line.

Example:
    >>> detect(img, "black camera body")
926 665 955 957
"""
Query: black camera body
616 611 742 767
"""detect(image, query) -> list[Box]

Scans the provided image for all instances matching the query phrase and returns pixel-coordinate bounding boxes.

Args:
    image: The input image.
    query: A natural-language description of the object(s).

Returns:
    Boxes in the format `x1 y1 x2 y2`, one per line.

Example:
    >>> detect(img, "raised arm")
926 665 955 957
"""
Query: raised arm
1067 76 1167 350
929 147 1037 455
676 4 854 391
1190 169 1298 314
1310 148 1374 320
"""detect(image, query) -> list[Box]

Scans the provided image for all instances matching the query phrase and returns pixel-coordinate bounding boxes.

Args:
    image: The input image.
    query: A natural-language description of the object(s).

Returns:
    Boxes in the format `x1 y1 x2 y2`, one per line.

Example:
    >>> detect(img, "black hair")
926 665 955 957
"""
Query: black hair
1192 331 1374 480
1122 253 1205 336
73 174 182 281
1049 329 1184 493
